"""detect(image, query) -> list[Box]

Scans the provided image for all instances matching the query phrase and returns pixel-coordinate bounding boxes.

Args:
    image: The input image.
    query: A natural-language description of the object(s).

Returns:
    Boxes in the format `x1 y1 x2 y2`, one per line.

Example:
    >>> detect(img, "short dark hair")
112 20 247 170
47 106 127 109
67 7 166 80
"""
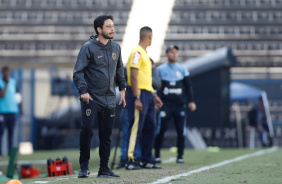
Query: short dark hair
140 26 152 41
2 66 9 73
93 15 114 35
166 45 179 53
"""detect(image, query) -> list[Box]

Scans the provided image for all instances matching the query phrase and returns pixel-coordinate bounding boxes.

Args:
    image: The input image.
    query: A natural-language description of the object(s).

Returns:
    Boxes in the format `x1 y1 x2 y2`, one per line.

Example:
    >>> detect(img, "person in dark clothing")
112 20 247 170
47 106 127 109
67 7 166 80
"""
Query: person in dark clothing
116 58 161 169
73 15 126 178
248 98 273 147
154 45 196 164
150 58 162 91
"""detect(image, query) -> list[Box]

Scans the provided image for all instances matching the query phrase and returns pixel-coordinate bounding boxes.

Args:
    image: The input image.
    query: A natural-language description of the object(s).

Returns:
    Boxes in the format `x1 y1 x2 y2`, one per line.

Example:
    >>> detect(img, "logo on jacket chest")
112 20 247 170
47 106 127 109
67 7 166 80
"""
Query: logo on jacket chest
163 87 182 95
112 53 116 60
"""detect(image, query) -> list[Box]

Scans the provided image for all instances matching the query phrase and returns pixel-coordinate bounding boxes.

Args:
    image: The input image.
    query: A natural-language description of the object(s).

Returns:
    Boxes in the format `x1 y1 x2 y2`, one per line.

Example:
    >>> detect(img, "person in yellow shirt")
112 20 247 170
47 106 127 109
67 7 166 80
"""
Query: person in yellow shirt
125 26 163 170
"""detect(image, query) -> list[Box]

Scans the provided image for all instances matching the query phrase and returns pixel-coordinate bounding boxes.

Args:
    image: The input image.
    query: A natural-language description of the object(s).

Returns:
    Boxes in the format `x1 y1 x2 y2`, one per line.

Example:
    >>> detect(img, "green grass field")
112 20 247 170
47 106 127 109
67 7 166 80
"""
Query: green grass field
0 147 281 184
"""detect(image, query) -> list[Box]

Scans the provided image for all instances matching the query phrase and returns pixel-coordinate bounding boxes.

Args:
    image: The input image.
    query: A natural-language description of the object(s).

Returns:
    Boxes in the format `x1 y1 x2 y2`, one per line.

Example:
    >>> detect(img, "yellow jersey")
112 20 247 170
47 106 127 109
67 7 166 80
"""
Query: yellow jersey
127 45 153 92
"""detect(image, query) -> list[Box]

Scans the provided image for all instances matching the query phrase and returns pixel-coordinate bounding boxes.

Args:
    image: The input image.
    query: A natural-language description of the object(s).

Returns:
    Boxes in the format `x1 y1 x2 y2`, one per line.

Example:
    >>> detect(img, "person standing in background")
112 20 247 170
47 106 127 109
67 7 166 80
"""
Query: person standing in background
116 57 161 169
125 26 163 170
248 98 273 147
154 45 196 164
0 66 21 157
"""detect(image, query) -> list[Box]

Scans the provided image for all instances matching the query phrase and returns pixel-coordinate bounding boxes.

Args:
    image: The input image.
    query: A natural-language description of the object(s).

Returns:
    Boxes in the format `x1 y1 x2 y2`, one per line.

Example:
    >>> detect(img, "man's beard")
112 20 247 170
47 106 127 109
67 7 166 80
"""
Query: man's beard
101 31 114 39
168 58 176 63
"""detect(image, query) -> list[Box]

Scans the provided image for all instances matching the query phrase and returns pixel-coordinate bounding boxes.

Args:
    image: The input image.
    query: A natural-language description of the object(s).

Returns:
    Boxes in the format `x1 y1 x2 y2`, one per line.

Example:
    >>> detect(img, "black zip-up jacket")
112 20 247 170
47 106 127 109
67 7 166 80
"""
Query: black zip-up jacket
73 35 126 108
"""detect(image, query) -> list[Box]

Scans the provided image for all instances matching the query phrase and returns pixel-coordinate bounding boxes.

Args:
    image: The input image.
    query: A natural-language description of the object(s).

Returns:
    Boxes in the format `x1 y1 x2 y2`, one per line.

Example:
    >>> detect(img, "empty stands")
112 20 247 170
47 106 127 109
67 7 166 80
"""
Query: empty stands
163 0 282 67
1 0 281 67
0 0 132 67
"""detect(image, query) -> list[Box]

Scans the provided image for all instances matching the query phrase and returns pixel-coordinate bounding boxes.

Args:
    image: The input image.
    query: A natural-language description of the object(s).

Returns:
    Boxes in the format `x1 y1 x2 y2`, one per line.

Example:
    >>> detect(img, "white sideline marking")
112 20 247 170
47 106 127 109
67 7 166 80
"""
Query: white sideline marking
33 181 49 183
151 147 278 184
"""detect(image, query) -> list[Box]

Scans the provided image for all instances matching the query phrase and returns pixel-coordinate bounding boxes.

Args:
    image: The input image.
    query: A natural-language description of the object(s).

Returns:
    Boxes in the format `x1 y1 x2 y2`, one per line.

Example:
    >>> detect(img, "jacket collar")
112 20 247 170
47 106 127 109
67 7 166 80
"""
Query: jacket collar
89 35 112 50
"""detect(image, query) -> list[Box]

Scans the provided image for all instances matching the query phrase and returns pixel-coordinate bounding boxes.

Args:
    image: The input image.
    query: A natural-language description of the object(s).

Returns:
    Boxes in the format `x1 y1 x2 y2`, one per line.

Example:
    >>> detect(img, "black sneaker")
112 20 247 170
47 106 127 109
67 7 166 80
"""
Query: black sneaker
78 169 90 178
116 161 126 169
140 162 161 169
97 167 120 178
154 157 162 164
125 160 142 170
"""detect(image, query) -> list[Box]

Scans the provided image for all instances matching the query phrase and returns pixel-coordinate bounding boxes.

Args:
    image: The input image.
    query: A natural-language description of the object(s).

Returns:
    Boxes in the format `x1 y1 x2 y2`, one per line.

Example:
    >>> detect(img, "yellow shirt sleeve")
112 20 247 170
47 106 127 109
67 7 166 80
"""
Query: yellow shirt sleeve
128 51 142 69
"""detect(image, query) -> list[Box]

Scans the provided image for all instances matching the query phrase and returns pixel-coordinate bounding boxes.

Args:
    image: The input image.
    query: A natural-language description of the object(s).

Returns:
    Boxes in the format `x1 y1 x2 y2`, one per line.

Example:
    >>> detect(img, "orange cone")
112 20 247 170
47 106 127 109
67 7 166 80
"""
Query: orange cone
6 179 22 184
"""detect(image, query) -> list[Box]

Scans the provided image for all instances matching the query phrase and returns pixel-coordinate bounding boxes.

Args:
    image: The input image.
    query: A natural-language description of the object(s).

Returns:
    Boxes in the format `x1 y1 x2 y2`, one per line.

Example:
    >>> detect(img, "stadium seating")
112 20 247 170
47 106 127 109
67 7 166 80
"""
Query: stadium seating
1 0 282 67
164 0 282 67
0 0 132 67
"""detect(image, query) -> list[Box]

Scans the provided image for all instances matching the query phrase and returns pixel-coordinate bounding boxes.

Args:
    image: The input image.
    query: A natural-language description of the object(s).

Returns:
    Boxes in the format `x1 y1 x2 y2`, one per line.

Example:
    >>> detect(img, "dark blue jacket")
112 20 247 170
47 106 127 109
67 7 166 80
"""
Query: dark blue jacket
73 35 126 108
157 62 194 103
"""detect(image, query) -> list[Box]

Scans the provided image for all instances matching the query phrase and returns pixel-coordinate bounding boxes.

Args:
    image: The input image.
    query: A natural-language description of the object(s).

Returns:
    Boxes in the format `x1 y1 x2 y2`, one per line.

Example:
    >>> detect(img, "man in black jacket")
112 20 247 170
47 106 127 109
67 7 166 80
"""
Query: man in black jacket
73 15 126 178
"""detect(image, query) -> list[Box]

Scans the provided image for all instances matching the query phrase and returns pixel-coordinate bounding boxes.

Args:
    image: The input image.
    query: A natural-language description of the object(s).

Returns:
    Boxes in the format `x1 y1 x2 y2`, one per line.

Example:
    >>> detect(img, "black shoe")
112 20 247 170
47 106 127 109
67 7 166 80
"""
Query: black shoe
140 162 161 169
78 169 90 178
116 161 126 169
97 167 120 178
125 160 142 170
